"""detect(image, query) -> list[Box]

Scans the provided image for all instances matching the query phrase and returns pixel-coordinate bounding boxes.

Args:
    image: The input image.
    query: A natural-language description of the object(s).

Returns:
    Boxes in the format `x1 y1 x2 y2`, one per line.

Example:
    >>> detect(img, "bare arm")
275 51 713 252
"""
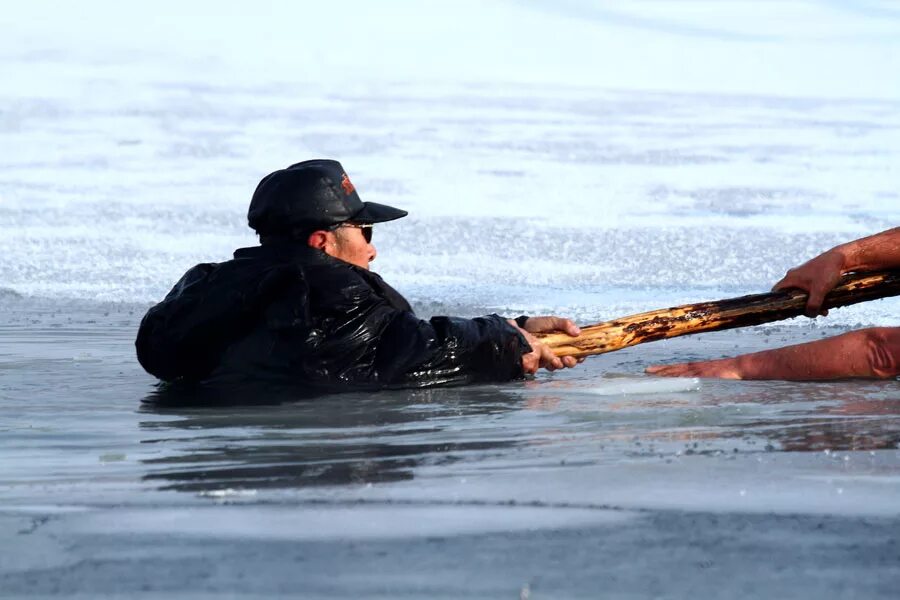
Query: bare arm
646 327 900 381
839 226 900 272
775 227 900 316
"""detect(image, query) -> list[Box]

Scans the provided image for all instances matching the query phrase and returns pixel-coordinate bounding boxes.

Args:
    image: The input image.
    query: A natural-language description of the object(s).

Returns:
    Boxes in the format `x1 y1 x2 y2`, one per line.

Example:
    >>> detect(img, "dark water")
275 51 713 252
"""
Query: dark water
2 298 899 598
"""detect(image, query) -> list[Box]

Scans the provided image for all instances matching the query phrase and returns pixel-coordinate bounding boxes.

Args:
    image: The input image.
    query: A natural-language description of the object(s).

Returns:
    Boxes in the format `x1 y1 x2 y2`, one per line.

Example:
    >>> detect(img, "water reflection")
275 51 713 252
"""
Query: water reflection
717 381 900 452
137 378 900 495
637 380 900 453
522 378 900 456
139 385 522 493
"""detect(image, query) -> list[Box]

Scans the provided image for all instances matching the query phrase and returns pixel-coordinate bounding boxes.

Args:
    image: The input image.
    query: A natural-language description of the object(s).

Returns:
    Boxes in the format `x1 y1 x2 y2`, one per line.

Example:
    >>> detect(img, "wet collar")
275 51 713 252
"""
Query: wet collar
234 242 356 270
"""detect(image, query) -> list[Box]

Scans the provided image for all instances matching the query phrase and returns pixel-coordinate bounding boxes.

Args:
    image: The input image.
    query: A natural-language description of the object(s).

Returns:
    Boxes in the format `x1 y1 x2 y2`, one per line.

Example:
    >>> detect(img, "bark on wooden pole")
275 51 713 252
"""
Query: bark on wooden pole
535 270 900 359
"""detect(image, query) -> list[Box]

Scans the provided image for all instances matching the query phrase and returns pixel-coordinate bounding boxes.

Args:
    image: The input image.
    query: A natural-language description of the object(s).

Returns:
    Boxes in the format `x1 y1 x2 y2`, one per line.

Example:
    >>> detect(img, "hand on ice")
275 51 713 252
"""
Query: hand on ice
646 357 742 379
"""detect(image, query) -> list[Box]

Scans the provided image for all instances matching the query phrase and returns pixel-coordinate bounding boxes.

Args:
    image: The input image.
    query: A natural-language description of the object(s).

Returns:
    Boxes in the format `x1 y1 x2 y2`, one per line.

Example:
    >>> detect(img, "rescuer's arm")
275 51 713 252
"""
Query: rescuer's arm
646 327 900 381
774 227 900 317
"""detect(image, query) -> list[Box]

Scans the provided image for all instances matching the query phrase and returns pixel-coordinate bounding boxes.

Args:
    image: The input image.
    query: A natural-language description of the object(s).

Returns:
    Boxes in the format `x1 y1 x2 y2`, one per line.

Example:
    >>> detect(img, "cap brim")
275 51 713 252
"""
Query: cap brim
350 201 408 224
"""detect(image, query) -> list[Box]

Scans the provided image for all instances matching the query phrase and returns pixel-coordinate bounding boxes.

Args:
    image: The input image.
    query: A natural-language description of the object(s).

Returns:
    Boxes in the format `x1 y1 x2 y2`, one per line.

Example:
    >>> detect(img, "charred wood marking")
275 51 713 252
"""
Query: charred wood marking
535 270 900 359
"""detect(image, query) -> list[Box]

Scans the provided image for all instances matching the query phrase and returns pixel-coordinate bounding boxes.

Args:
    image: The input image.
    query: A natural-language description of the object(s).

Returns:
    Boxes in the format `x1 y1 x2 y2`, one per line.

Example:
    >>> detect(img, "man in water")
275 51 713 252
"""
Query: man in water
647 227 900 380
136 159 581 388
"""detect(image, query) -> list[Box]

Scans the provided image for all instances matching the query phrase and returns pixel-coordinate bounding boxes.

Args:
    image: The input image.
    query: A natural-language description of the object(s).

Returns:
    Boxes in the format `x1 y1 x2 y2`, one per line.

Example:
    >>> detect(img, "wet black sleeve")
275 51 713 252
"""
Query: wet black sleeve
306 276 531 387
376 311 532 386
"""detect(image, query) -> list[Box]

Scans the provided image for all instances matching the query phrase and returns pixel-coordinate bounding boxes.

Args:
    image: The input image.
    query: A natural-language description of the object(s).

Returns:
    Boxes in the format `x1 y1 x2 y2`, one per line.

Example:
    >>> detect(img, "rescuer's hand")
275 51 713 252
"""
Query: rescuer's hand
772 249 845 318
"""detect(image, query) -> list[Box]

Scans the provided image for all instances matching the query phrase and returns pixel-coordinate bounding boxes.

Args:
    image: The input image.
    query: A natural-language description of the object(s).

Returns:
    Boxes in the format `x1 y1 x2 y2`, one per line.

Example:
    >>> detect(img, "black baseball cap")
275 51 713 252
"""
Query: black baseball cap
247 159 408 234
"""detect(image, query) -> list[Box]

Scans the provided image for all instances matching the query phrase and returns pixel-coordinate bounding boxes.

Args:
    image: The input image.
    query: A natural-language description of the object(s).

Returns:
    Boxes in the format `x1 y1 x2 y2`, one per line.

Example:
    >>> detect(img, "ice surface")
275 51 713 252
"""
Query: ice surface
2 0 899 97
532 377 703 396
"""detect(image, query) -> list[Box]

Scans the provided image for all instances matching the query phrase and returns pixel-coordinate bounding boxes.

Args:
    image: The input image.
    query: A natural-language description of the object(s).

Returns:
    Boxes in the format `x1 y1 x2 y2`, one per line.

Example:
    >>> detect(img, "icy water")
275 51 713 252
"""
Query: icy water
2 301 900 597
3 1 900 598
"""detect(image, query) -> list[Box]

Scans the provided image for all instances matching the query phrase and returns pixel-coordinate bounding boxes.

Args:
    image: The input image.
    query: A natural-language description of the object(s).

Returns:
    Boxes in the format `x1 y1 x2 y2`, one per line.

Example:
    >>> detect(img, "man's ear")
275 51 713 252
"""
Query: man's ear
307 230 330 250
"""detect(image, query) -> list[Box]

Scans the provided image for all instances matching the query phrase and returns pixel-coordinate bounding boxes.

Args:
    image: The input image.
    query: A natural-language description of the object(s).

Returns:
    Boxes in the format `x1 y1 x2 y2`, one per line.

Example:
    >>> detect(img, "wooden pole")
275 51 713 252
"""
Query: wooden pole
535 270 900 359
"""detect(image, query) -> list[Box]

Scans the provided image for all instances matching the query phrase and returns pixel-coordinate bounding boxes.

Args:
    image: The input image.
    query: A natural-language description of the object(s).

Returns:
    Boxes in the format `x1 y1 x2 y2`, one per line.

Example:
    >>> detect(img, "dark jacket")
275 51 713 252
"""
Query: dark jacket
136 242 530 389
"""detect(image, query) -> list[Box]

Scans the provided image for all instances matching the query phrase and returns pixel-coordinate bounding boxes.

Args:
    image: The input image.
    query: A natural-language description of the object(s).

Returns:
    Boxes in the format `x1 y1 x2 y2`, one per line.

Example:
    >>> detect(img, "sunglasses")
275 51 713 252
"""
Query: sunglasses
333 222 373 243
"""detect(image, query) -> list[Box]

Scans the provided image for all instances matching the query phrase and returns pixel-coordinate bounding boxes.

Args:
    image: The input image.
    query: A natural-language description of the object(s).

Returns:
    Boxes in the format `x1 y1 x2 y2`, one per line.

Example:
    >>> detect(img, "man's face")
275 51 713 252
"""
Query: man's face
327 223 376 270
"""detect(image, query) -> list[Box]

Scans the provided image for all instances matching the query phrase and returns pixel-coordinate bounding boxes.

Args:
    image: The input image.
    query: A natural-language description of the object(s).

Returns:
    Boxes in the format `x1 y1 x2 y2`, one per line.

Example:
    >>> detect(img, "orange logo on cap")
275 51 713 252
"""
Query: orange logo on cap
341 173 355 196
